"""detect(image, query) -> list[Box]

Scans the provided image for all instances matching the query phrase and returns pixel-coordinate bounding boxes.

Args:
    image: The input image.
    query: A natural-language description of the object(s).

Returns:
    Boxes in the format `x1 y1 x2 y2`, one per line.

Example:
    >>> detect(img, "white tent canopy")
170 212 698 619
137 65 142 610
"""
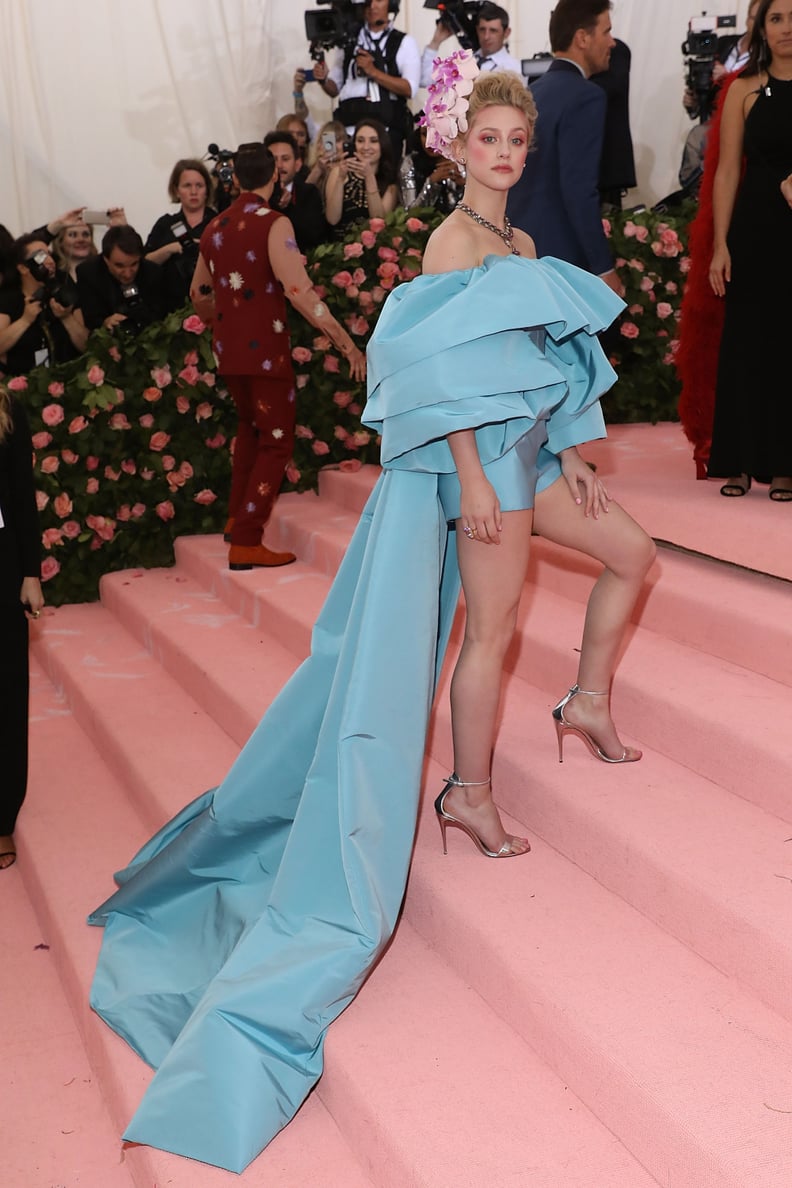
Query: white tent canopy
0 0 753 240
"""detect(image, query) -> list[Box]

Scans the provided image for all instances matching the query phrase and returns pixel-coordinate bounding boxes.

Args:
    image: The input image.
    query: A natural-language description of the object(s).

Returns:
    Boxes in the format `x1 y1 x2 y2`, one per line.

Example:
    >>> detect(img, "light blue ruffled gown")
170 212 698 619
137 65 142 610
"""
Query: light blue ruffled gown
88 255 623 1173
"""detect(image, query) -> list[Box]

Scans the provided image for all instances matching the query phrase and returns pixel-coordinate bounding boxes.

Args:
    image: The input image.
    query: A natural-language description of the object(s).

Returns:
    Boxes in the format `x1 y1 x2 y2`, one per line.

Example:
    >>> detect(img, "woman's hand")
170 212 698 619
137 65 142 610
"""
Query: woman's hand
781 173 792 210
429 158 463 186
346 154 373 183
709 243 731 297
460 475 502 545
20 576 44 620
559 447 610 518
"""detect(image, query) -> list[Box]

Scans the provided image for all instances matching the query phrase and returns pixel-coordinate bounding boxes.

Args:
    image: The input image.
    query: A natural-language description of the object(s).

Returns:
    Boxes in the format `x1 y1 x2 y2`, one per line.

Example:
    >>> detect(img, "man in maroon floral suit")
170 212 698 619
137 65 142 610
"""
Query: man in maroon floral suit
191 143 365 570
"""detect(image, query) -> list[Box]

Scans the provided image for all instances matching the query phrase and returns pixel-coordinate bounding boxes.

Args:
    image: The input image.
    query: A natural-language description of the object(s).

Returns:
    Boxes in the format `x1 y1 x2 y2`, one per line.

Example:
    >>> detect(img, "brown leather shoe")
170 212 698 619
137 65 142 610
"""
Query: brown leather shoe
223 517 235 542
228 544 296 570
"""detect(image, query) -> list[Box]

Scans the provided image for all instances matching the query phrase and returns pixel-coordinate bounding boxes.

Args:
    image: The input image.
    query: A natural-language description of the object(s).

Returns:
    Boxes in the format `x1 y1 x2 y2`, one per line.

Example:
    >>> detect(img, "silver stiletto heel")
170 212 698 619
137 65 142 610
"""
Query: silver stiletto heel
552 685 640 764
434 774 530 858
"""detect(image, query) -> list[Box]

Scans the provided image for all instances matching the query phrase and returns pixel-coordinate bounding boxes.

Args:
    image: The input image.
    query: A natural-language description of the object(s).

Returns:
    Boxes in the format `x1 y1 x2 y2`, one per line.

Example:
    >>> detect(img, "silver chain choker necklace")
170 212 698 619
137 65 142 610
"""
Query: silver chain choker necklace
457 203 519 255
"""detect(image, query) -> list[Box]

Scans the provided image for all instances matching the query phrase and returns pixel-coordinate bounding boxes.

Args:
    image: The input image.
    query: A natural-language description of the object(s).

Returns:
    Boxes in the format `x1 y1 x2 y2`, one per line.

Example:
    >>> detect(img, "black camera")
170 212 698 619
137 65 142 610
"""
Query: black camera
423 0 482 52
116 283 153 335
304 0 368 55
682 13 737 122
206 143 236 211
27 249 79 310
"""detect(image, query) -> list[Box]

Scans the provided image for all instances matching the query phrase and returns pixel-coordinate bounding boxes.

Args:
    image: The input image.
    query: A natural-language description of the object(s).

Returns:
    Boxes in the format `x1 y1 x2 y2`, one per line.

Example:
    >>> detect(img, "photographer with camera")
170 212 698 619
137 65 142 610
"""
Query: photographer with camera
313 0 420 159
0 235 88 377
420 2 521 85
76 225 170 334
144 159 217 304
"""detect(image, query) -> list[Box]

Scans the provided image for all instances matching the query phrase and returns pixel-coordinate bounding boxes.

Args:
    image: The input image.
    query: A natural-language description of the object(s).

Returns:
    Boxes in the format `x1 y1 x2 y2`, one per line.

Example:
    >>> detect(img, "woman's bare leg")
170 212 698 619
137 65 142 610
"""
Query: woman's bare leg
443 509 533 853
533 477 656 759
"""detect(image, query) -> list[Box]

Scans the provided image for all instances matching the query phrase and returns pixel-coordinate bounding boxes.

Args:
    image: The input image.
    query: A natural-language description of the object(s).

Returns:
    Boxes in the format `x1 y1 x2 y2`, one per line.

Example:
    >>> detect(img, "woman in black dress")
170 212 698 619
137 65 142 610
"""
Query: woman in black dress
0 386 42 868
708 0 792 499
324 118 400 237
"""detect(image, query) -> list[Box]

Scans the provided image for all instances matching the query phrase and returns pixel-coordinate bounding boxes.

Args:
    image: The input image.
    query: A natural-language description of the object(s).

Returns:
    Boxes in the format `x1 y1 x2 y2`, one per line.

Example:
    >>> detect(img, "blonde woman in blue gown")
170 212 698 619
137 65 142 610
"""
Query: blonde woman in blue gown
88 62 654 1173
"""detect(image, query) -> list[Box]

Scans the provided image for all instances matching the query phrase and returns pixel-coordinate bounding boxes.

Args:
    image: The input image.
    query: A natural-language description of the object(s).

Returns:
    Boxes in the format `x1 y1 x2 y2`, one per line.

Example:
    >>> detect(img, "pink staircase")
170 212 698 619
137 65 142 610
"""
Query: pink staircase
7 424 792 1187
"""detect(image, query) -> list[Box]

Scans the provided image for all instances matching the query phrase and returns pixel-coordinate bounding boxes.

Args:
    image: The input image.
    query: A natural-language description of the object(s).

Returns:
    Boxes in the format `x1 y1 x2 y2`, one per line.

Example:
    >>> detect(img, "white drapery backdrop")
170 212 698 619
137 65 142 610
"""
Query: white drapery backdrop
0 0 752 241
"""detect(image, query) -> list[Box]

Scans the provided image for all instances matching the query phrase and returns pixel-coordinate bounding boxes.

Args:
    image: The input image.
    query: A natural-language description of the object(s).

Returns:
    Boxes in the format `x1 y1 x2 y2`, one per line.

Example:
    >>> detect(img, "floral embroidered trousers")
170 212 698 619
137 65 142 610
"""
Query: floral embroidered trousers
224 376 296 547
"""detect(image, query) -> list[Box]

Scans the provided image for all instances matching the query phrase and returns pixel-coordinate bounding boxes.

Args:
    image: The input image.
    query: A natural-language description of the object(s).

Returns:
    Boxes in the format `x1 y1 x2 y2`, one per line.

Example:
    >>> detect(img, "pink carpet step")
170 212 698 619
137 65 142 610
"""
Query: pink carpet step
406 755 792 1188
174 528 792 824
1 850 134 1188
20 659 375 1188
19 658 657 1186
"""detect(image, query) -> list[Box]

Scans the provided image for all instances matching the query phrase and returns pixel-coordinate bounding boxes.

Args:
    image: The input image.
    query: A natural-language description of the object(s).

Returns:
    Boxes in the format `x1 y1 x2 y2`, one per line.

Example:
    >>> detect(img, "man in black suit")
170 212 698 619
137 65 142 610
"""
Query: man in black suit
263 131 328 254
591 38 636 210
507 0 623 297
76 225 169 333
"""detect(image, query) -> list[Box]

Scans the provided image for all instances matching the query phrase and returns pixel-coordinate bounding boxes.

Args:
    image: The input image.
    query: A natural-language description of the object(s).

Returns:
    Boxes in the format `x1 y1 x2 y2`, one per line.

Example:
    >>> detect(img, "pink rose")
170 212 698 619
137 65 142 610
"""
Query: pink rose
285 463 301 484
639 277 654 293
205 433 226 448
406 217 427 232
313 335 331 351
87 514 116 541
151 365 172 388
333 391 352 408
406 247 422 259
108 346 121 362
371 286 385 304
156 500 175 521
40 455 60 474
176 395 190 414
656 302 674 319
7 376 28 391
167 470 186 490
377 261 400 284
47 381 64 398
628 304 643 315
32 431 52 449
296 374 310 389
42 528 64 549
620 321 640 339
347 285 359 299
179 461 194 479
368 217 385 233
665 281 678 295
143 386 162 403
292 346 313 364
352 430 370 446
85 455 99 471
110 413 131 430
634 226 649 243
87 364 105 385
331 270 353 289
53 493 73 519
42 403 65 427
295 424 314 439
348 402 361 416
140 467 154 481
182 314 205 334
312 440 330 455
628 258 645 273
162 455 176 471
116 505 132 521
105 465 121 481
193 488 217 505
121 459 136 475
401 267 419 281
314 284 327 299
339 459 362 473
360 230 376 249
656 329 669 338
323 354 340 373
343 242 364 259
195 402 212 420
179 364 200 385
201 371 216 387
345 315 369 336
602 218 612 236
334 426 349 441
149 431 170 452
69 415 88 434
41 556 60 582
86 477 99 494
377 246 399 262
62 520 81 539
679 256 691 274
61 449 79 465
131 502 146 518
36 490 49 511
351 268 366 285
184 349 199 366
623 220 637 238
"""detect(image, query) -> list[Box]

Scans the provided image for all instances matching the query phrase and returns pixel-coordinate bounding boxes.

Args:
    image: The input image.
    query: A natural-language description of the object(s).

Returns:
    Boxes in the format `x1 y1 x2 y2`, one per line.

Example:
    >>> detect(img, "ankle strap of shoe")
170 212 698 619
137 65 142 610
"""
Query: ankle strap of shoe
446 773 491 787
571 685 609 697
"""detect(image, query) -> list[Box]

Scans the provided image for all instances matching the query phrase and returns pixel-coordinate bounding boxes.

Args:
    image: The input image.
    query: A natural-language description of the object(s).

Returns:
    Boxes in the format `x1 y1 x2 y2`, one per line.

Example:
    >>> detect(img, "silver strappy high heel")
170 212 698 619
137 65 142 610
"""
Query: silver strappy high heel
434 774 530 858
552 685 641 764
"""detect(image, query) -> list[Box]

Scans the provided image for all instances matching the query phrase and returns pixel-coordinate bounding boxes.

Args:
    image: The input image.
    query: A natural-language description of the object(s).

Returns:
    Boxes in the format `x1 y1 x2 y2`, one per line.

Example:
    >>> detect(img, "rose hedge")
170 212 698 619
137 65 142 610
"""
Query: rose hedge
23 205 689 605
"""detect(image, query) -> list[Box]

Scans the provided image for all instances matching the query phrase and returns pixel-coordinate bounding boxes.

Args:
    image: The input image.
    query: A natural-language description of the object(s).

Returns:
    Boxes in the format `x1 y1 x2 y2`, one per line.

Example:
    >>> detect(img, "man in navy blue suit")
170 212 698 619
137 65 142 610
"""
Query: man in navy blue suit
507 0 624 297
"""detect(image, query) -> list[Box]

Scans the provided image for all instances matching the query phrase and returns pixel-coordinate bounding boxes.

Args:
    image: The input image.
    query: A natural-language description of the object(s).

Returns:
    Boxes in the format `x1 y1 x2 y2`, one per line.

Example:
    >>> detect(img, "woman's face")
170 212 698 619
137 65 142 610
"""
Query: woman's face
176 169 207 212
288 120 309 152
62 224 94 259
355 125 382 166
462 105 530 192
763 0 792 60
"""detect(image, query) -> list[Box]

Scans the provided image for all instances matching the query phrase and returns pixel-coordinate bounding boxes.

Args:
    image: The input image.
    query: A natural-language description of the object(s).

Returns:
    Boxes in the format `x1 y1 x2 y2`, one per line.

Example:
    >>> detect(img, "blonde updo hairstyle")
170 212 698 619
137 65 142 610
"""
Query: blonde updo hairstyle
453 71 537 160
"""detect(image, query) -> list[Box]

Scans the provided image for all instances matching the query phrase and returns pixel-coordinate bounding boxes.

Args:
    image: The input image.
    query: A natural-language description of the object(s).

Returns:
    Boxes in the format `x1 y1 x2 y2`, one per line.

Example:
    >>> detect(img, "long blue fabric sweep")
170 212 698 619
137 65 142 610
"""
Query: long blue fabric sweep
88 255 623 1172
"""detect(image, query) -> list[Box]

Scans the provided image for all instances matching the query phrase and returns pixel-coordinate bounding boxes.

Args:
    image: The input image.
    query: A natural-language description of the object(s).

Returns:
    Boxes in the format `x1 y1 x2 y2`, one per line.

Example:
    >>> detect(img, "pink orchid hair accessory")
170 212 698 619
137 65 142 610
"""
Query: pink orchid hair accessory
420 48 480 160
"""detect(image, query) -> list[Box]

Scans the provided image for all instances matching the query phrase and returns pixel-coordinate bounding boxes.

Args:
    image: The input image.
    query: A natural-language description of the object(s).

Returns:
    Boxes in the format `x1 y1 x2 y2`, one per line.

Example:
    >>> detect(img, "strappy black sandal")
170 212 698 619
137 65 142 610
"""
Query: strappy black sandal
719 475 751 497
